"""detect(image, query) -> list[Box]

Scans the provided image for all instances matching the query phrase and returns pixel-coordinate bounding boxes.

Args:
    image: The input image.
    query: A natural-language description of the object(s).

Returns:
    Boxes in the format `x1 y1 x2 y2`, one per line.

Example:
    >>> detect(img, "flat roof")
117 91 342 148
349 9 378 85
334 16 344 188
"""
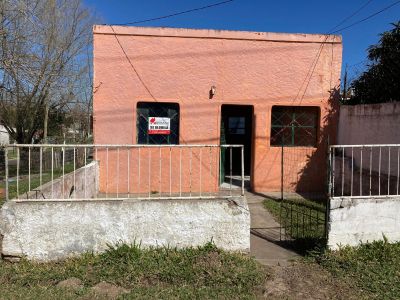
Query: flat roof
93 25 342 44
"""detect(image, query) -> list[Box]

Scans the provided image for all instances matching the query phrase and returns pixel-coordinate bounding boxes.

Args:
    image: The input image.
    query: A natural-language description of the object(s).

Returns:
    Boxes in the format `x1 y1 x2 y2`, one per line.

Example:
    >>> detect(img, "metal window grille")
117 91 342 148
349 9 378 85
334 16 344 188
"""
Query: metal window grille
137 102 179 145
271 106 319 147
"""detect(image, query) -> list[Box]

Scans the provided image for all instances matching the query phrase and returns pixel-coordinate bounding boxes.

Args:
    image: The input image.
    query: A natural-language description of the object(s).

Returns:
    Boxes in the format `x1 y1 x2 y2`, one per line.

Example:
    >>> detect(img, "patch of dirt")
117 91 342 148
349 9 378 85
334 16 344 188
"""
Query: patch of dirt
262 261 366 300
195 251 221 268
56 277 84 291
90 281 129 299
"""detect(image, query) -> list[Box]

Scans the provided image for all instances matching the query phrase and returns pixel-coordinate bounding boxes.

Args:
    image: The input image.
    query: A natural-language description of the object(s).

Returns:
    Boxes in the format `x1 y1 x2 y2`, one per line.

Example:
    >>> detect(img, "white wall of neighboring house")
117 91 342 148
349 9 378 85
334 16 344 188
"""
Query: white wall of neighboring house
338 102 400 145
338 102 400 174
0 125 10 145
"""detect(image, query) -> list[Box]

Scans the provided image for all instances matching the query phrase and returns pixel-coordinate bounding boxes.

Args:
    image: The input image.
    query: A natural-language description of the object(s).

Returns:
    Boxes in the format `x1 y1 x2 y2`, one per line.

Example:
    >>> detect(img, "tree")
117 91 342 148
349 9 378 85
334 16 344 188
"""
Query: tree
0 0 94 143
348 21 400 104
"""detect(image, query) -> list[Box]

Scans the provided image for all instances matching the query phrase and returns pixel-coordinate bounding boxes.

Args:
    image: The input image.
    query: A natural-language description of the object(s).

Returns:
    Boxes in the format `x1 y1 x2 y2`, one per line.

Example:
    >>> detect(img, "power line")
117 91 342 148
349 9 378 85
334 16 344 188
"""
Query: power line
327 0 373 33
295 0 400 104
109 25 157 101
330 0 400 34
110 0 234 26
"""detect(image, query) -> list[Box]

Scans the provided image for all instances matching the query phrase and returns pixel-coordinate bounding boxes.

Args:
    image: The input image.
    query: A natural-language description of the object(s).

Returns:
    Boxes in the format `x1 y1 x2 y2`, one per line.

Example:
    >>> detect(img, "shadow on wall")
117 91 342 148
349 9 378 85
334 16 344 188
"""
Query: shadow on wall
293 87 340 202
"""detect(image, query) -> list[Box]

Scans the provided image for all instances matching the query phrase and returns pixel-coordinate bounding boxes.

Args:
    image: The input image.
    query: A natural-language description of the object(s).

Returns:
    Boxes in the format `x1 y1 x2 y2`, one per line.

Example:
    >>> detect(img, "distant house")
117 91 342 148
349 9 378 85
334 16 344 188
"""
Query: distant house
0 125 10 145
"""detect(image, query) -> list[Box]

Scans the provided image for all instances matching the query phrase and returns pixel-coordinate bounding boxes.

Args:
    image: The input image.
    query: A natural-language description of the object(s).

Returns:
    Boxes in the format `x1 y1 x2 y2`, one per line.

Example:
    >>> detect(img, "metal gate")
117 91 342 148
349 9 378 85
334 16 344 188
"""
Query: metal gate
276 141 329 248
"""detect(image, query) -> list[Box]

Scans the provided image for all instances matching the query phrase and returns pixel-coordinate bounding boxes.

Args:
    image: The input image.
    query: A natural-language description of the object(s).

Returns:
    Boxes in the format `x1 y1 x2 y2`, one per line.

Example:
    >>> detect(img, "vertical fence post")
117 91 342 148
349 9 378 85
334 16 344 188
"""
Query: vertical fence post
241 145 244 196
17 147 19 199
5 146 8 201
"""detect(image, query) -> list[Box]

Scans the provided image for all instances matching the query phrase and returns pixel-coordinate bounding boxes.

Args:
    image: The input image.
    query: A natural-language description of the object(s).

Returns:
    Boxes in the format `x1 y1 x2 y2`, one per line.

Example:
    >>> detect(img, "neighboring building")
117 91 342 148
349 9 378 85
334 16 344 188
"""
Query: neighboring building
93 26 342 194
0 125 10 145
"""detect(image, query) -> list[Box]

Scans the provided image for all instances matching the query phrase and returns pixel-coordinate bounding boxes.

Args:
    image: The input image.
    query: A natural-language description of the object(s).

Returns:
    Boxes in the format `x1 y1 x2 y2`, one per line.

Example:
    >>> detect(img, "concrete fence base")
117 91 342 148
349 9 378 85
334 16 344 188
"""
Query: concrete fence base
328 196 400 249
0 196 249 261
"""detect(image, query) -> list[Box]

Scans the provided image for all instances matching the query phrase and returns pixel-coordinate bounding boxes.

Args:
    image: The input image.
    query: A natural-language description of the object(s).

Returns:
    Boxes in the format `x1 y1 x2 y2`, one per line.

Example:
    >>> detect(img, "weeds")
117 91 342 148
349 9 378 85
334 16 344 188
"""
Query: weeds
311 239 400 299
0 242 265 299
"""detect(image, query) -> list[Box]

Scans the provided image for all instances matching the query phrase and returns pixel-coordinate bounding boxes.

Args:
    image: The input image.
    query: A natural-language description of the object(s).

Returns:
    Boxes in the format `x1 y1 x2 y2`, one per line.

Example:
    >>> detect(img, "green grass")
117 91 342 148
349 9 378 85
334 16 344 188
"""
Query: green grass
311 239 400 299
263 197 326 239
0 242 266 299
0 163 76 206
263 197 327 252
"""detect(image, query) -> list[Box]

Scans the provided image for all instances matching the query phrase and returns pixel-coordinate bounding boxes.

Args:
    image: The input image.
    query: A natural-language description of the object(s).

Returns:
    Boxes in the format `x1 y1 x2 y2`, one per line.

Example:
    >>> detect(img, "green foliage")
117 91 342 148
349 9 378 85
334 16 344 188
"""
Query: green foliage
312 240 400 299
348 21 400 104
0 243 266 299
263 197 327 253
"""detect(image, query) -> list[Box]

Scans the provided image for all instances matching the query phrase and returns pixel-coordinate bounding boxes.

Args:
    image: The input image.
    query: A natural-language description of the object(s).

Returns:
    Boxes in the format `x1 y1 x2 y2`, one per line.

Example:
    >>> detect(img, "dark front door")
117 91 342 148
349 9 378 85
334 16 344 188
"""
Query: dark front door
220 105 253 179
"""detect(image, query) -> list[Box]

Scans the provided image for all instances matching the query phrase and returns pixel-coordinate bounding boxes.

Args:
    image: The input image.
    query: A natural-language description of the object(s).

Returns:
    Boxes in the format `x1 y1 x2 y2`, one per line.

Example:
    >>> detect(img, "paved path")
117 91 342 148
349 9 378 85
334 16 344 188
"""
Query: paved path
246 192 299 266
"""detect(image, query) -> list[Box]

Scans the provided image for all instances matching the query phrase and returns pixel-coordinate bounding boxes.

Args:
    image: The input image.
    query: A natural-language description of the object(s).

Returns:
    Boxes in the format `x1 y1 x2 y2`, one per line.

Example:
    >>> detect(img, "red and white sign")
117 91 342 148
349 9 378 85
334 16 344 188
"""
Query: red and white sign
148 117 170 134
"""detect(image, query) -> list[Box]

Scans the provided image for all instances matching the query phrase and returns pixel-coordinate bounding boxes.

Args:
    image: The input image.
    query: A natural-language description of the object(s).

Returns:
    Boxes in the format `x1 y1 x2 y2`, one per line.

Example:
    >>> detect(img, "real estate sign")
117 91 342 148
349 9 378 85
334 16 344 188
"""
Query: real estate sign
148 117 170 134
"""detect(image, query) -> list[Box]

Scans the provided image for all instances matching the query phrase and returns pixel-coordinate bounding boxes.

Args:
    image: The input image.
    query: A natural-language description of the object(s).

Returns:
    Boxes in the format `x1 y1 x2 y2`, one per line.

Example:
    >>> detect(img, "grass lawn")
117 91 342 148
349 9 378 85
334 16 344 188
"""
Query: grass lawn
0 163 76 206
0 243 266 299
311 239 400 299
263 197 327 252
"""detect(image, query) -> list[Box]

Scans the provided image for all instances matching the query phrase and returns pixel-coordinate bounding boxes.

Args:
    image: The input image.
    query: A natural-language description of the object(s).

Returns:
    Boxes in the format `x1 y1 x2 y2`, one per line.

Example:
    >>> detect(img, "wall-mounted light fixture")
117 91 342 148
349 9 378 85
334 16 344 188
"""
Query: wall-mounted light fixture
209 85 216 99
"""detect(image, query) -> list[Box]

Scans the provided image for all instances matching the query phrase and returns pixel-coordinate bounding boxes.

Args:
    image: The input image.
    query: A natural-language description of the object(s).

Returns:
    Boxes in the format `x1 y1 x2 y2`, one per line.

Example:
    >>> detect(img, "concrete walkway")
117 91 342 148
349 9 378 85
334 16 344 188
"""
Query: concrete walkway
246 192 298 266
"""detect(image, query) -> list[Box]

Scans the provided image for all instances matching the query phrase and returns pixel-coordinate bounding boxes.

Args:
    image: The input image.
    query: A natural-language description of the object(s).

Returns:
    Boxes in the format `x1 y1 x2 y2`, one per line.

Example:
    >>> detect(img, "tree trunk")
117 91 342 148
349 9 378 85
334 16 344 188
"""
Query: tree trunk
43 102 49 144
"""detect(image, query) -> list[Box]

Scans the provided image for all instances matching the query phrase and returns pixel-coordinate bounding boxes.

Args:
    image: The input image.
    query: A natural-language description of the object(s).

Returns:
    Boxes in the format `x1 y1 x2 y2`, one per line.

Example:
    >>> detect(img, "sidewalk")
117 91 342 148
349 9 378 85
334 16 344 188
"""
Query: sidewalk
246 192 298 266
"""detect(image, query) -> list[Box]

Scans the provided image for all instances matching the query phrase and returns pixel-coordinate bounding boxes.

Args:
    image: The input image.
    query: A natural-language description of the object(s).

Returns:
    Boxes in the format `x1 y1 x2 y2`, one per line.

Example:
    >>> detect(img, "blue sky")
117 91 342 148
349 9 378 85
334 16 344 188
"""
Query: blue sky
85 0 400 80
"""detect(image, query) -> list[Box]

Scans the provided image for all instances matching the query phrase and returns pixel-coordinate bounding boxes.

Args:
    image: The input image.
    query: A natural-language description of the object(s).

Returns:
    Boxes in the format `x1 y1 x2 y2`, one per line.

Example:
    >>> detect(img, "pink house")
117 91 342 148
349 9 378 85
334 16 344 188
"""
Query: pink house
93 26 342 195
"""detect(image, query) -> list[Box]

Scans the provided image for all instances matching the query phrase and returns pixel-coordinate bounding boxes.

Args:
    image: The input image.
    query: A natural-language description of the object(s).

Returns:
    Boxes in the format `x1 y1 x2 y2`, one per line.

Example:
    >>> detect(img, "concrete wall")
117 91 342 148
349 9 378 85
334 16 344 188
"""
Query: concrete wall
0 196 249 261
328 196 400 249
93 26 342 194
338 103 400 174
18 161 99 200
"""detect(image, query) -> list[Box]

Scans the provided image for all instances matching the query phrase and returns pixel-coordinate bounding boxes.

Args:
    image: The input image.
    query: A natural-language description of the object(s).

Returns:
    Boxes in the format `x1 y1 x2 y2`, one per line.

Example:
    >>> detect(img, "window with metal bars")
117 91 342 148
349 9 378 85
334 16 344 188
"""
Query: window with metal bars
137 102 179 144
270 106 319 147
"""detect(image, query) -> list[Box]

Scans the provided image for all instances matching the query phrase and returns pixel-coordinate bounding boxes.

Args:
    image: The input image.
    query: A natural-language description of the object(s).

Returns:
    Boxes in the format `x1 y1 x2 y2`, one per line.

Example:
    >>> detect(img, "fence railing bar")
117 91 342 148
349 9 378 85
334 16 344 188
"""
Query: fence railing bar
189 147 192 197
28 147 31 193
369 147 372 196
8 144 245 148
241 145 245 196
209 147 212 197
39 147 43 187
14 147 19 199
84 147 87 199
341 147 344 197
388 147 391 195
169 147 172 197
127 148 130 195
138 147 141 196
3 144 245 201
62 146 65 197
106 147 109 198
332 147 335 197
51 147 54 199
351 147 353 197
159 147 162 196
379 147 381 196
199 148 202 197
331 144 400 148
230 146 232 196
360 148 363 196
179 147 182 197
117 148 120 198
4 147 8 201
148 148 151 199
397 147 399 195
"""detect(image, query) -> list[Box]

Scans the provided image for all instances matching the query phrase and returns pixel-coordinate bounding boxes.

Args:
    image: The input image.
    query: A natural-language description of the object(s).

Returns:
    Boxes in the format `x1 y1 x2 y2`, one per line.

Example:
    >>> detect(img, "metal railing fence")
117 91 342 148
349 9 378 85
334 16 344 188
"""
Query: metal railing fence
0 144 244 201
329 144 400 198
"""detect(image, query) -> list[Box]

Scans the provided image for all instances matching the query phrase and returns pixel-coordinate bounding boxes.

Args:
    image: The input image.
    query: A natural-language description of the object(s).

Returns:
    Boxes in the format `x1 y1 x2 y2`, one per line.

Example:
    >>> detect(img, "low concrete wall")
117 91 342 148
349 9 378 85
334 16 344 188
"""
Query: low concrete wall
0 196 249 261
19 161 99 200
328 196 400 249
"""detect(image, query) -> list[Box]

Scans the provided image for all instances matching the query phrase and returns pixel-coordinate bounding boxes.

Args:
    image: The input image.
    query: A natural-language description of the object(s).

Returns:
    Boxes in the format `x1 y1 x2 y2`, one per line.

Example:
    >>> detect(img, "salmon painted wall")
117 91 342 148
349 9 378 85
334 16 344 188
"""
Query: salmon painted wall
93 26 342 194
